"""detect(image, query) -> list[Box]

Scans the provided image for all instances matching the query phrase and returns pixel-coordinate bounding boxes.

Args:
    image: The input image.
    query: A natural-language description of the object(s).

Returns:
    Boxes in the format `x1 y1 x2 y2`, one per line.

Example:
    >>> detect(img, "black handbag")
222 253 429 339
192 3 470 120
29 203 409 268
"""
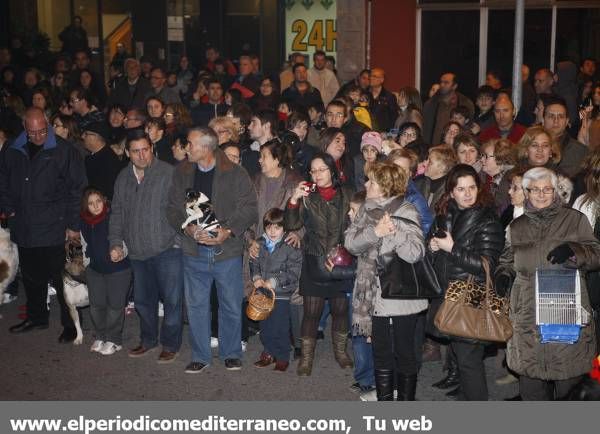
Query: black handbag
376 217 443 299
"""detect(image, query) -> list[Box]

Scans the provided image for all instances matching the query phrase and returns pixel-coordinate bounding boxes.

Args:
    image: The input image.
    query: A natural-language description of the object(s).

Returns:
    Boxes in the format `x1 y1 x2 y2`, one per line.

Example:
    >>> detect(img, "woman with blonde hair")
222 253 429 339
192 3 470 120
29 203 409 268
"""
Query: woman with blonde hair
208 116 240 146
345 161 426 400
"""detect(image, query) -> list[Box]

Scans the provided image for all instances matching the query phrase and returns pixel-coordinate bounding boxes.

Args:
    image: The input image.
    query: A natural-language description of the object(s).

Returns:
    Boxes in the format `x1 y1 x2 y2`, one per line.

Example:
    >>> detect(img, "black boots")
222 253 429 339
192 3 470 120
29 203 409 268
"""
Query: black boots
376 370 418 401
432 351 460 389
396 374 417 401
375 369 394 401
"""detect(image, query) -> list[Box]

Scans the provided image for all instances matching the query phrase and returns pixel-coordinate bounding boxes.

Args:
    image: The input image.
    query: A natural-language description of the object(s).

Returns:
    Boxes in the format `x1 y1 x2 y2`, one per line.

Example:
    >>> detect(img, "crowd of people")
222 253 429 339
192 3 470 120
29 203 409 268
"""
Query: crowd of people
1 35 600 401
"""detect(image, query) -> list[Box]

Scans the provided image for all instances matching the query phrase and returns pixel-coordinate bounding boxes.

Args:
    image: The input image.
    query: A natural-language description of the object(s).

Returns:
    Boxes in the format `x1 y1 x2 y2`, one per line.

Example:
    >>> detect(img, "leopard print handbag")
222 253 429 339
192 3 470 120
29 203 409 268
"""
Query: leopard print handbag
434 257 513 342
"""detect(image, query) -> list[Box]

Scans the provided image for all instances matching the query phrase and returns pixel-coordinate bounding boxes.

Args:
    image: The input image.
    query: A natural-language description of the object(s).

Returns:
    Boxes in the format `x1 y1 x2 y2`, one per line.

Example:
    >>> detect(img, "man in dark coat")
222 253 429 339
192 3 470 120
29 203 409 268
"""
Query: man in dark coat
0 108 87 340
107 58 153 110
59 16 88 56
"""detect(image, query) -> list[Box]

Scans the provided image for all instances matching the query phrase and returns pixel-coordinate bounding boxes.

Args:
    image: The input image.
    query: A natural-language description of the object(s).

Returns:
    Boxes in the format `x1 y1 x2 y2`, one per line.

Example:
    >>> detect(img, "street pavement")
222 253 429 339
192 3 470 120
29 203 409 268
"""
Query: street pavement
0 295 519 401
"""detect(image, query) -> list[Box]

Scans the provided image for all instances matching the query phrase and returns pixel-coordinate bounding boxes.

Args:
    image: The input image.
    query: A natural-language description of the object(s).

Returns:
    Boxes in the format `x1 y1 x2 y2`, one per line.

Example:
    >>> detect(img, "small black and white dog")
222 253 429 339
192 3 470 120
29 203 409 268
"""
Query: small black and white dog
181 189 220 235
0 227 19 314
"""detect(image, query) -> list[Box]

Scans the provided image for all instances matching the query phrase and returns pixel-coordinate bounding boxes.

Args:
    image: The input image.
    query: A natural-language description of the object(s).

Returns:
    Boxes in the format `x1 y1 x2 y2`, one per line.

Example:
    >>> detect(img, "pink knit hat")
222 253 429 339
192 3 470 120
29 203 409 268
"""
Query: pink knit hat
360 131 383 153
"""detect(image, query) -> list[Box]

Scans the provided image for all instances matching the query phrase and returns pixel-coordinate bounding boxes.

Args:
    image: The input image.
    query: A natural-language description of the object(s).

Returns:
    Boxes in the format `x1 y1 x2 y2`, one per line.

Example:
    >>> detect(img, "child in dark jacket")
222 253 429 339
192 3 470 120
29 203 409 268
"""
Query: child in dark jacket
250 208 302 372
80 189 131 356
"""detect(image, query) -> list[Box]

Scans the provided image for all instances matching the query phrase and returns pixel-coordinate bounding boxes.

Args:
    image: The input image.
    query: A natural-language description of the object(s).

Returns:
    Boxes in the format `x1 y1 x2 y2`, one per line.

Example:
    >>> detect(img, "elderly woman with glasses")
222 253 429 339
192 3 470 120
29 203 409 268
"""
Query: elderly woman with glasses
495 167 600 400
480 138 516 215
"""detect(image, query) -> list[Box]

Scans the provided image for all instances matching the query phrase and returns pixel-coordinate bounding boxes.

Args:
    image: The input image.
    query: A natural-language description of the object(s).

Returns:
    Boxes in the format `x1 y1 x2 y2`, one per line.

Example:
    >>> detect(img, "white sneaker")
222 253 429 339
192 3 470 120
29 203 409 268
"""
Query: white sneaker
359 389 378 401
125 301 135 316
99 341 122 356
158 302 164 317
241 340 247 352
47 284 57 296
90 340 104 352
210 337 219 348
2 293 17 304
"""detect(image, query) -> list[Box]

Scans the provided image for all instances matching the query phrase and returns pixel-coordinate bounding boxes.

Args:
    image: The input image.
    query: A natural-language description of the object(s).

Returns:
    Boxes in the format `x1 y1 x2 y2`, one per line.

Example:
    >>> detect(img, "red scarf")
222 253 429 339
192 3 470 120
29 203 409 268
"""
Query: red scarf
81 206 109 226
317 185 336 201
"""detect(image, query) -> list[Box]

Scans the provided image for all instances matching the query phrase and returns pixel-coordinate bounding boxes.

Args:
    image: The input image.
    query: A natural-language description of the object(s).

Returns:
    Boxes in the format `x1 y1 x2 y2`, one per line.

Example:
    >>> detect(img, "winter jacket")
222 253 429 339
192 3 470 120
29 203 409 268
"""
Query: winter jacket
369 87 399 133
307 67 340 106
342 119 370 160
423 91 474 145
166 150 258 261
281 83 323 112
345 196 427 317
284 186 353 258
191 102 228 127
556 133 588 178
429 200 505 290
108 158 176 260
84 145 124 200
479 123 527 145
496 203 600 380
249 237 303 299
81 211 130 274
146 86 181 105
107 77 153 110
0 128 87 247
413 174 447 214
405 180 433 236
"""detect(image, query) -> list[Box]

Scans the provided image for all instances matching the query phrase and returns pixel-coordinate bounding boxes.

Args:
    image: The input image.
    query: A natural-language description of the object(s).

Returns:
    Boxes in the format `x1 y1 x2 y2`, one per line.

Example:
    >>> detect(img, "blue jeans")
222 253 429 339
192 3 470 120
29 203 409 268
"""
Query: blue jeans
352 335 374 387
129 247 183 352
183 246 244 364
260 299 291 362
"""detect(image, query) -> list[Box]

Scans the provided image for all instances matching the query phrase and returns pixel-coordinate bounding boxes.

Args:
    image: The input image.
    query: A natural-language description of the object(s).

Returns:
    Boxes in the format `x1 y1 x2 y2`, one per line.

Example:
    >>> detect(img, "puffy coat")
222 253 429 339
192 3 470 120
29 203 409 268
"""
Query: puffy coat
429 200 505 289
249 237 302 299
496 202 600 380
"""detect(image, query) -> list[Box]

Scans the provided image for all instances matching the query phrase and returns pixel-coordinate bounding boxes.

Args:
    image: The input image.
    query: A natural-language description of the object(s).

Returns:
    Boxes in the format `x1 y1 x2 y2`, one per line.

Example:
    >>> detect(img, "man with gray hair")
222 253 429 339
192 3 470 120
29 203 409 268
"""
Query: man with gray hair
108 58 153 109
167 127 257 373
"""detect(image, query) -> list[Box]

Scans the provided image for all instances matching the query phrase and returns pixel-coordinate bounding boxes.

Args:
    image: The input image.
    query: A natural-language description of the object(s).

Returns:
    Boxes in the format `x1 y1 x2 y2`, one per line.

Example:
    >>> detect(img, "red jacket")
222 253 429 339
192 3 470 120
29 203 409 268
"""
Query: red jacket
479 123 527 145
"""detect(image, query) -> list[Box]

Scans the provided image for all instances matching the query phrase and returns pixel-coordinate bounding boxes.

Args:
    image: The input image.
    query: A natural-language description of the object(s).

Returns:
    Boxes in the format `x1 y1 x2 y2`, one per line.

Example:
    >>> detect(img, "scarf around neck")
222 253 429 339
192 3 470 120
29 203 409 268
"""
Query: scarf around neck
81 206 109 226
524 196 563 227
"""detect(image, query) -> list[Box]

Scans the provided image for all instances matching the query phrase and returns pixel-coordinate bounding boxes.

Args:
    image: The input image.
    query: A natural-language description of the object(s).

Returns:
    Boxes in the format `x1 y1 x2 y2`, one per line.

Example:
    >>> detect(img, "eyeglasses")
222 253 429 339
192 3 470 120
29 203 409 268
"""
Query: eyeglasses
309 167 330 175
400 131 417 138
481 154 495 160
526 187 555 195
26 128 48 138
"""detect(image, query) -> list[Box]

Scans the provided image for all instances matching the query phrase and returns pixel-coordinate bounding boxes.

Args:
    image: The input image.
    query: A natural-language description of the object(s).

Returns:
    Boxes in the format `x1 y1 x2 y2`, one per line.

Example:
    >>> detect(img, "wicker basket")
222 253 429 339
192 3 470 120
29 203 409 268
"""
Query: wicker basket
246 286 276 321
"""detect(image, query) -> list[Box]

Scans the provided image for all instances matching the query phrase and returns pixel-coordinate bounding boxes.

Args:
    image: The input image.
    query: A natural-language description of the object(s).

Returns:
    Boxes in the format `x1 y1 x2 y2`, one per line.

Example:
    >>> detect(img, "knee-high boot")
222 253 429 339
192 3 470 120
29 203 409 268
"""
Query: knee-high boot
375 369 394 401
396 374 417 401
332 330 353 369
297 337 316 376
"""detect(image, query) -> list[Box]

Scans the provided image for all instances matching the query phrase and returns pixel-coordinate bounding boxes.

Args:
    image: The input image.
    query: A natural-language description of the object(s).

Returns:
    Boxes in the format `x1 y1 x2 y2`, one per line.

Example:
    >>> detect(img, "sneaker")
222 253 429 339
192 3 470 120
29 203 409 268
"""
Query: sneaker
253 352 275 368
90 340 104 352
158 302 164 318
241 340 247 352
350 382 376 394
495 373 518 385
359 389 378 401
224 358 242 371
100 342 122 356
274 360 289 372
210 337 219 348
47 284 57 296
2 293 17 304
185 361 209 374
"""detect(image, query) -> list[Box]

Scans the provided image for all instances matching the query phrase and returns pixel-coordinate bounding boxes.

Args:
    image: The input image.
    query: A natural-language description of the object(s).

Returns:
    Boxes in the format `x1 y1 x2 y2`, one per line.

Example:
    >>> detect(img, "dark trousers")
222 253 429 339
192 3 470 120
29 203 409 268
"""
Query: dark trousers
451 340 488 400
372 314 420 375
259 299 291 362
19 244 74 329
520 375 582 400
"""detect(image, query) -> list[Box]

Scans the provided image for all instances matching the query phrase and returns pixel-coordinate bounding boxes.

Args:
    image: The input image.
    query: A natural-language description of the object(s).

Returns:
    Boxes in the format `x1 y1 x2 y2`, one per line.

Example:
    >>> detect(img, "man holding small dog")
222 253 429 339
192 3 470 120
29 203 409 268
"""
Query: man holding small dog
109 129 184 363
166 126 257 373
0 107 87 341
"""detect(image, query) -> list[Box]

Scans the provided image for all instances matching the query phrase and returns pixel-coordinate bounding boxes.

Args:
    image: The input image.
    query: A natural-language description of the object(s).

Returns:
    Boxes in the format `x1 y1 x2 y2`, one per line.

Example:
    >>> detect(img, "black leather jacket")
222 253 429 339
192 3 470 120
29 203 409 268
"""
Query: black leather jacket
428 200 504 289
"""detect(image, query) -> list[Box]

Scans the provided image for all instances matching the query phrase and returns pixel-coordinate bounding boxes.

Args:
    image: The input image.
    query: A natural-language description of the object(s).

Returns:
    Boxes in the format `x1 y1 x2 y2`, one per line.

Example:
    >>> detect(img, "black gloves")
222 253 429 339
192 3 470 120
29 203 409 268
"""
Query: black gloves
494 275 512 297
547 243 575 264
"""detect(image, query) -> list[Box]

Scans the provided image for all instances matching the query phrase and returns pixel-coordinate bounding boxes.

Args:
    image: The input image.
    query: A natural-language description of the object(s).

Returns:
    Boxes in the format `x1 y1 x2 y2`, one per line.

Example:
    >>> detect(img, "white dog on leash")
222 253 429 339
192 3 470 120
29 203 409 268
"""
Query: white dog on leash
63 242 89 345
0 227 19 315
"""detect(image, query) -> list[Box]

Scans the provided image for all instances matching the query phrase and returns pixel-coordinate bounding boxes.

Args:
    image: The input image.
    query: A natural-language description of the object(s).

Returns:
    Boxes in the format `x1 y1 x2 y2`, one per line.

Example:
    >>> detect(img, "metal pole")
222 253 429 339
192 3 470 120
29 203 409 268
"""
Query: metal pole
511 0 525 113
478 6 488 86
550 5 557 71
366 0 372 69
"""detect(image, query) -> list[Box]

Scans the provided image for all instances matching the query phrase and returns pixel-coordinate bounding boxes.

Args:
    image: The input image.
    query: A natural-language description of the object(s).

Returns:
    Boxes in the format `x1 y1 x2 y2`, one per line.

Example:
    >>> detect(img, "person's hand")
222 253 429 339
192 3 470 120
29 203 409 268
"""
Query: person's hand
110 246 124 262
285 232 301 248
324 258 335 272
66 229 80 242
253 278 265 289
290 181 310 205
248 240 260 259
196 227 231 245
429 238 440 252
547 243 575 264
374 212 395 237
435 231 454 253
184 224 197 239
